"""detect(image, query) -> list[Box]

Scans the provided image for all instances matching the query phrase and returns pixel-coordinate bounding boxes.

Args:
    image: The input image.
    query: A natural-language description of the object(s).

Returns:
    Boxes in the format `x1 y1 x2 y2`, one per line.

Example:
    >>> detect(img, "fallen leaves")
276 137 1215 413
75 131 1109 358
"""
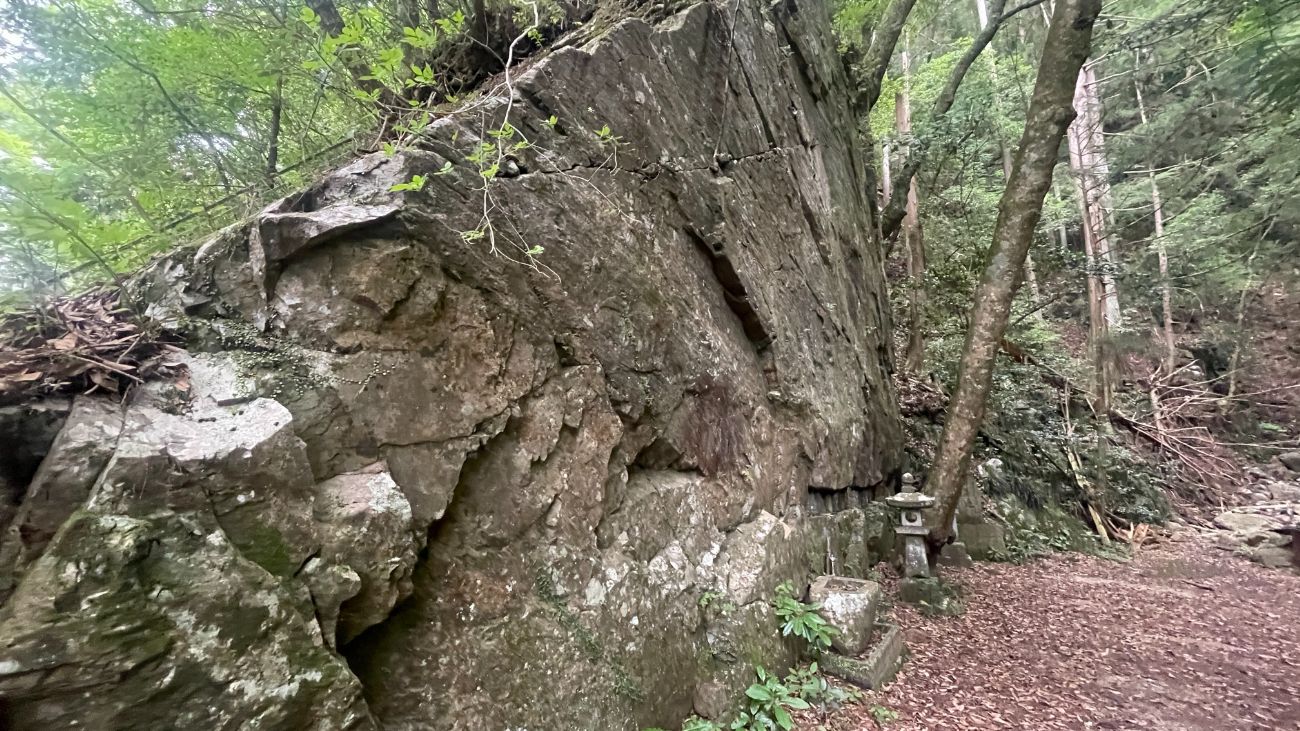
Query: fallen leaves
0 288 183 405
798 537 1300 730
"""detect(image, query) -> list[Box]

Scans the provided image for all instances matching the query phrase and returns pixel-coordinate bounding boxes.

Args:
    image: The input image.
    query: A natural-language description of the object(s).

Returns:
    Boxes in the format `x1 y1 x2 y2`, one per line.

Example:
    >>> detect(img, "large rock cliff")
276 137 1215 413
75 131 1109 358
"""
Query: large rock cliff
0 0 903 728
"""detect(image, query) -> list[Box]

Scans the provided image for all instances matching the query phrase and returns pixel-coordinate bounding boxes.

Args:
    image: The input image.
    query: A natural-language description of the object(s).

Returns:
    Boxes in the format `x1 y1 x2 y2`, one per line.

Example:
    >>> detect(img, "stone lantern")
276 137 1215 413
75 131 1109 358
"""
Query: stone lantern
885 473 935 579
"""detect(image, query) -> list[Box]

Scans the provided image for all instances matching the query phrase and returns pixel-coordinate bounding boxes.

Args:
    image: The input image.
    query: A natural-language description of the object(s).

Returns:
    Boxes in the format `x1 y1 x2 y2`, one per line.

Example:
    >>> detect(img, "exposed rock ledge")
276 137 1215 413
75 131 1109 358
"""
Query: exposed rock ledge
0 0 902 728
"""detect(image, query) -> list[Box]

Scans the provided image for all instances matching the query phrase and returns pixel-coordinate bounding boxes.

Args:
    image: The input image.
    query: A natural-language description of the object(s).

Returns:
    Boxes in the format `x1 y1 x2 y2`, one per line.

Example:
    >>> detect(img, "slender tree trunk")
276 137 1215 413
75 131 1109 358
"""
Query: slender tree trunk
1227 242 1261 399
1132 53 1175 375
898 41 927 373
1067 61 1123 414
1070 61 1122 328
927 0 1101 545
266 74 284 187
882 141 893 207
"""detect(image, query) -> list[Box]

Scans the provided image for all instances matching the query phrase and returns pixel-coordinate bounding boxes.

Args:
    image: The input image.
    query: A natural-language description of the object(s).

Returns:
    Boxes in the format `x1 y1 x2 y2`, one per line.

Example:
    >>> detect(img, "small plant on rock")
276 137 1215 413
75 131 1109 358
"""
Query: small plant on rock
773 581 837 654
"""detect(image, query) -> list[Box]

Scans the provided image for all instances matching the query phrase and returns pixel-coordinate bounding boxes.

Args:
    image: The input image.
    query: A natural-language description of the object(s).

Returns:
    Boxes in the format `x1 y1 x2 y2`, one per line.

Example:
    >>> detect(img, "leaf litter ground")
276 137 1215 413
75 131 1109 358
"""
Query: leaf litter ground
800 535 1300 730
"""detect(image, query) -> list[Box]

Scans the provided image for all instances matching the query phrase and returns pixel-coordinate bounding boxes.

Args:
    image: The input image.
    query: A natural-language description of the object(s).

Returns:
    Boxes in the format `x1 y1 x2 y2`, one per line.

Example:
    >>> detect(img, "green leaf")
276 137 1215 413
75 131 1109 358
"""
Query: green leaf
389 174 427 192
784 697 810 710
745 685 772 701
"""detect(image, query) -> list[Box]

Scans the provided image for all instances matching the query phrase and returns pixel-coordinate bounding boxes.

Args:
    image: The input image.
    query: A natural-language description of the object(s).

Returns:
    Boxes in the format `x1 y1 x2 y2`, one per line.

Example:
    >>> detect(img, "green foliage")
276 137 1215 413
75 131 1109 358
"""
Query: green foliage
390 174 428 192
657 583 859 731
698 590 736 615
731 665 810 731
0 0 584 292
772 582 837 654
869 704 900 725
782 661 860 709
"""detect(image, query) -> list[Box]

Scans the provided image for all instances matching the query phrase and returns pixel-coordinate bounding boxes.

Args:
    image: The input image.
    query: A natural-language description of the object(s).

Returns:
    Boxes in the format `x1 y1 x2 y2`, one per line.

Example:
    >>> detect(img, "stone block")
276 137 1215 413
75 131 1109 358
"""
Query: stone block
1252 544 1297 570
898 577 946 605
958 521 1006 558
820 623 905 690
938 541 973 568
1214 511 1281 534
808 575 882 655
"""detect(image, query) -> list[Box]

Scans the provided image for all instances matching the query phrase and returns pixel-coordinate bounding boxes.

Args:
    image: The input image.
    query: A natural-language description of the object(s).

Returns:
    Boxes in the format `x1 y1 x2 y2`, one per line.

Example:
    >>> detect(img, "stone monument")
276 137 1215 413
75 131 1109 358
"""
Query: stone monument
885 473 934 579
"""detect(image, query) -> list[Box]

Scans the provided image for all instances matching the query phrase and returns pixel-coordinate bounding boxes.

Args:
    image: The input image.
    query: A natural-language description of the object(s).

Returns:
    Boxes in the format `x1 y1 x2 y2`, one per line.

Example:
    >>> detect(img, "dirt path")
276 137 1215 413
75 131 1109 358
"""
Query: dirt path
806 535 1300 731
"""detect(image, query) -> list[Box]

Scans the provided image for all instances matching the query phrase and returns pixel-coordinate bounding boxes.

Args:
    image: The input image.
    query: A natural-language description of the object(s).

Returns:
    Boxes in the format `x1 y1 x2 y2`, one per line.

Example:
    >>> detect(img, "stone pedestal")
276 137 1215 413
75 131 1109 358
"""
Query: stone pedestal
897 577 963 615
808 575 882 656
820 623 905 690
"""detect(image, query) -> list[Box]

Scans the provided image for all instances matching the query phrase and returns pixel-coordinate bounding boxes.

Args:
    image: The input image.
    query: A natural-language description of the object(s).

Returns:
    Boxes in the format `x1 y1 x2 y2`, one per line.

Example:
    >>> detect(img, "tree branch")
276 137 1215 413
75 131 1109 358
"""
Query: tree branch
880 0 1046 240
857 0 920 114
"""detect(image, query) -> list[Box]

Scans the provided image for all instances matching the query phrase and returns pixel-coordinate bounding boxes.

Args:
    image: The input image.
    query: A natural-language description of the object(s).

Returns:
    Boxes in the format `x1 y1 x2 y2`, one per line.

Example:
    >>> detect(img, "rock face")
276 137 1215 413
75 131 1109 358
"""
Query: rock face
0 0 902 728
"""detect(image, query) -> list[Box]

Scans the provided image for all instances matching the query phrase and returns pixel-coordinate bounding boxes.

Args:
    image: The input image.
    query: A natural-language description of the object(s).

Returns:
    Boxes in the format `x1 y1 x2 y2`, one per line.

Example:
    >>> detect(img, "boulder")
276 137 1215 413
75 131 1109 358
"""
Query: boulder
1279 452 1300 473
0 0 907 727
959 521 1007 558
1252 544 1296 570
0 398 71 538
808 575 883 656
311 465 418 645
938 541 975 568
0 512 374 730
1266 481 1300 502
1214 511 1281 534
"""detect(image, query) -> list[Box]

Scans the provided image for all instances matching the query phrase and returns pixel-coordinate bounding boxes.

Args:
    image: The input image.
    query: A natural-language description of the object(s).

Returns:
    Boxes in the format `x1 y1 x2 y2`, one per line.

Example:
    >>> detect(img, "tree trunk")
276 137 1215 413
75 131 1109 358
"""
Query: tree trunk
307 0 344 35
857 0 921 114
266 74 284 187
1132 53 1175 375
308 0 384 101
881 141 893 208
1067 62 1118 413
926 0 1101 545
1070 61 1122 329
897 41 927 374
981 0 1043 305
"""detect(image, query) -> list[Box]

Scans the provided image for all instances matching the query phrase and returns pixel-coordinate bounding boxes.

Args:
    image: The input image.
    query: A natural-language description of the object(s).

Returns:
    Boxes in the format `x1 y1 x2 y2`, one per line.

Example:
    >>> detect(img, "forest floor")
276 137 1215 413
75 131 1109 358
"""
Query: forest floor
803 533 1300 731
